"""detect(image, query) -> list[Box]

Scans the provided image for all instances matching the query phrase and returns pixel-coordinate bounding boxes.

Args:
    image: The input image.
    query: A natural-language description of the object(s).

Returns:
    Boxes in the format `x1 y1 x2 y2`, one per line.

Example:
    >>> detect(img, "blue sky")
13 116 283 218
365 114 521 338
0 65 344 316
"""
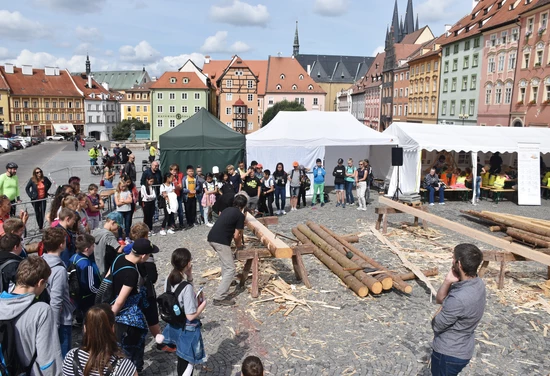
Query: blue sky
0 0 472 76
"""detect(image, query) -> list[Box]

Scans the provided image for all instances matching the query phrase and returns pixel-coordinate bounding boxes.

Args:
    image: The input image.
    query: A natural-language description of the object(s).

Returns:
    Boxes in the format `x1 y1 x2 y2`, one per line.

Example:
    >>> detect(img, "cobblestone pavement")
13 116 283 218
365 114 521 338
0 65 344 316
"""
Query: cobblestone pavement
13 144 550 375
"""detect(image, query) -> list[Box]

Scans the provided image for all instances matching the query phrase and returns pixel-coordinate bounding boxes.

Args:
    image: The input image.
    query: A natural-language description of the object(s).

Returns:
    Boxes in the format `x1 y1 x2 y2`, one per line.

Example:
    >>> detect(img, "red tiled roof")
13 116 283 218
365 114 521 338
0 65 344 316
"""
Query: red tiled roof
364 52 386 89
71 73 119 101
265 56 325 94
0 70 9 91
203 57 268 95
126 81 153 92
0 66 82 97
395 43 423 61
234 98 245 106
408 36 445 63
400 26 430 45
149 71 208 90
481 0 539 30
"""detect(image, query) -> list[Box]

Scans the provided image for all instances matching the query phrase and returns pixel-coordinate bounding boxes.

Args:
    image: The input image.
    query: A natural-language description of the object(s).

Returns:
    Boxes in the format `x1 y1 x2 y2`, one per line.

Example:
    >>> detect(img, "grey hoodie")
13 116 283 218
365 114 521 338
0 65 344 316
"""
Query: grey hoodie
0 291 63 375
43 254 75 327
92 227 120 276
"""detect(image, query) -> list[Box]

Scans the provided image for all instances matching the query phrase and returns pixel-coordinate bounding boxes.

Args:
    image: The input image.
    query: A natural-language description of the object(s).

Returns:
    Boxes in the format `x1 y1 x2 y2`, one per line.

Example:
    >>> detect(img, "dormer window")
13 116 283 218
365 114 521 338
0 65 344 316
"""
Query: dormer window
299 74 304 80
170 77 176 84
183 77 189 84
276 84 281 90
308 84 313 90
280 74 285 80
292 85 297 90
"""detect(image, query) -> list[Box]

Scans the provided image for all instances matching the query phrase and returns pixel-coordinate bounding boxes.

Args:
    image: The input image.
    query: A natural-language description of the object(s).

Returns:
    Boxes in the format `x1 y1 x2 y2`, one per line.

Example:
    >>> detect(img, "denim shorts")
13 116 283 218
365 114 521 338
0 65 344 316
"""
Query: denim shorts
291 186 300 196
334 183 344 191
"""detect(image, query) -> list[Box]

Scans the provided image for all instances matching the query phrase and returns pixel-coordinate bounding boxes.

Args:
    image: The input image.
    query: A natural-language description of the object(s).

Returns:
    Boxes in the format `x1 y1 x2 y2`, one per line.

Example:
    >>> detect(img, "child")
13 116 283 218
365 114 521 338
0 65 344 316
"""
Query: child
55 208 77 266
86 183 104 231
0 256 63 375
312 158 326 207
494 171 508 189
160 173 176 235
115 180 133 240
161 248 207 375
451 171 468 189
42 227 76 358
69 234 100 317
76 193 90 233
141 175 157 235
92 211 124 276
201 173 217 227
0 234 24 292
241 356 264 376
3 217 29 257
260 169 274 216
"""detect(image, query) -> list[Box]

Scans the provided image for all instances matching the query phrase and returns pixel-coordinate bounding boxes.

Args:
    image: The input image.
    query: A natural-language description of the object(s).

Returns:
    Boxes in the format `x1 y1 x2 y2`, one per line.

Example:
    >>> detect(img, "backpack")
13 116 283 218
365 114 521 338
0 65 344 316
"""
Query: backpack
0 302 38 376
301 174 311 191
0 259 19 293
68 255 87 300
95 254 137 305
71 349 120 376
156 281 189 326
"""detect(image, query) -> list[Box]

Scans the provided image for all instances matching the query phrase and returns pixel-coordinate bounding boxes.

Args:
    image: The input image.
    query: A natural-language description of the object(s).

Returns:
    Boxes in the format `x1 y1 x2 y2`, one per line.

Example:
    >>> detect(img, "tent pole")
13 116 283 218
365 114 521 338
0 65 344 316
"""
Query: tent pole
471 151 477 204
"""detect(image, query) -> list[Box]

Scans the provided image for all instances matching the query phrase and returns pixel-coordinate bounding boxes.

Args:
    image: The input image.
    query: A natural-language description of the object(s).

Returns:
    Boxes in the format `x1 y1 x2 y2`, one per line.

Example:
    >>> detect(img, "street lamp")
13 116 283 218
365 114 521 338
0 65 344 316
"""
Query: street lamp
458 113 469 125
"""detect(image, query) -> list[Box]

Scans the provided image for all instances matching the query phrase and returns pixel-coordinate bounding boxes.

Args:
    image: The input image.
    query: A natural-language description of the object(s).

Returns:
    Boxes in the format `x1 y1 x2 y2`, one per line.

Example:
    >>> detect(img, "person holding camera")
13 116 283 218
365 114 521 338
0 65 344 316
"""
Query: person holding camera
424 167 445 206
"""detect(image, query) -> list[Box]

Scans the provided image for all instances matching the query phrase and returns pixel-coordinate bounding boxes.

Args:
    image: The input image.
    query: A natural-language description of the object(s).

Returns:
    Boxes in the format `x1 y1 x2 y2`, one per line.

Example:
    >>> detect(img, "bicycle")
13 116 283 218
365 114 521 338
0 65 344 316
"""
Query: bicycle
90 158 102 175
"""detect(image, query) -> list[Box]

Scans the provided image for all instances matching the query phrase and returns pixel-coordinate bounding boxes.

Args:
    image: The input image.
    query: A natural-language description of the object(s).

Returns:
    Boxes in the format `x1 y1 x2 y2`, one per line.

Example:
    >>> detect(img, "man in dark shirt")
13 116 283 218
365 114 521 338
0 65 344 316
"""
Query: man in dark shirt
243 168 261 212
227 164 242 193
431 244 486 376
119 144 132 165
207 194 247 306
489 152 503 175
123 154 137 182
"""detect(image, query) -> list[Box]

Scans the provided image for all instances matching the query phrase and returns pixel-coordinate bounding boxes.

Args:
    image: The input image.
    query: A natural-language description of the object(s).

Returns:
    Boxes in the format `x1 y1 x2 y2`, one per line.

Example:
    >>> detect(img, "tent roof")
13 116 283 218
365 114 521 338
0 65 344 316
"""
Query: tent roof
246 111 397 147
159 108 245 150
385 122 550 154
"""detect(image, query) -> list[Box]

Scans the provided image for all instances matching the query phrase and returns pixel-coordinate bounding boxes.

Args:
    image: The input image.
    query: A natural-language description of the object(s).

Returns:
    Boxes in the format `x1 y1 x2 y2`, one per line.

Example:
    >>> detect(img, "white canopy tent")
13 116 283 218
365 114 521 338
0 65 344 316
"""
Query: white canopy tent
246 111 397 185
383 123 550 204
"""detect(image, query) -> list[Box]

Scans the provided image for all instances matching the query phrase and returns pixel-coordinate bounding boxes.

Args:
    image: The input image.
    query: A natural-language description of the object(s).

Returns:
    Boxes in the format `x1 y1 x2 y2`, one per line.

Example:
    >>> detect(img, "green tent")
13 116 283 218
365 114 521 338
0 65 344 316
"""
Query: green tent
159 108 245 174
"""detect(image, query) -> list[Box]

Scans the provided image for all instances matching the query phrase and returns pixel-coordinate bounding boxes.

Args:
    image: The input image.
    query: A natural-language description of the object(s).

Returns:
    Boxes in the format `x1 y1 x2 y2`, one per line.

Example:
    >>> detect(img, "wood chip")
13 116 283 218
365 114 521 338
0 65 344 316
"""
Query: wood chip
530 320 540 331
281 347 288 359
201 268 221 278
284 304 296 316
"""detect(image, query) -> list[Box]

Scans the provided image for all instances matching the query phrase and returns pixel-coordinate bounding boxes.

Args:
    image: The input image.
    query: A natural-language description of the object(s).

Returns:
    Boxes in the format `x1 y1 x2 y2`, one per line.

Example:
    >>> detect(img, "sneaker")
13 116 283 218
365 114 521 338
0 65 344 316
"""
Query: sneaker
149 231 155 237
357 207 363 211
361 207 367 211
439 202 445 205
156 344 177 353
342 204 346 209
206 222 214 227
336 203 341 207
281 210 287 215
321 203 325 207
167 228 175 234
311 203 316 207
429 203 435 206
276 210 281 215
160 229 167 236
213 297 236 306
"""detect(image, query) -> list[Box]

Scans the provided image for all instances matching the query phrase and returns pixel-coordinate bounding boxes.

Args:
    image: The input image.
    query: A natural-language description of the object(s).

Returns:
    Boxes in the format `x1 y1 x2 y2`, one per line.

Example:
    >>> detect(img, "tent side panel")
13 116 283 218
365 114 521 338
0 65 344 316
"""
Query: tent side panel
246 146 324 175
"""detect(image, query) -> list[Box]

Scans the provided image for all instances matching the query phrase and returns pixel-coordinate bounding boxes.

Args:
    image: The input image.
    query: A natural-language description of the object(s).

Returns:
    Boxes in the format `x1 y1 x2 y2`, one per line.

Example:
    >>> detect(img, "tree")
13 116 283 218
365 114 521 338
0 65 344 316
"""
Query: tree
111 118 151 140
261 100 306 127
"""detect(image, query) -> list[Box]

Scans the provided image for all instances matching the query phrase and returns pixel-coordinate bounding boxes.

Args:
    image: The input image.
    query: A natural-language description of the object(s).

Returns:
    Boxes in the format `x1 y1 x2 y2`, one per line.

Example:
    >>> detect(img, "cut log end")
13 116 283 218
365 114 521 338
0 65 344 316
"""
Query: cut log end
370 281 383 295
357 286 369 297
379 276 394 291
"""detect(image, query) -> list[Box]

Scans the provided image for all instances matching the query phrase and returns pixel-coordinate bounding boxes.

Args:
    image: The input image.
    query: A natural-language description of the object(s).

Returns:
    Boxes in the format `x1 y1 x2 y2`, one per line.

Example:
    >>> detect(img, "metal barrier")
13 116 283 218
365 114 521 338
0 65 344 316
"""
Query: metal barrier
48 168 71 189
66 164 145 189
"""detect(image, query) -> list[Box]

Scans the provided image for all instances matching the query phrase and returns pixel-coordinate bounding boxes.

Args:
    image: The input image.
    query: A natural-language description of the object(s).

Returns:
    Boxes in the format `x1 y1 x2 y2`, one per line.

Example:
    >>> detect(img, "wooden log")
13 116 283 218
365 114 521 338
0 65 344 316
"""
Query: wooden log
291 227 369 297
245 213 293 258
305 221 384 294
507 228 550 248
296 224 382 294
489 226 505 232
398 268 439 281
475 211 550 238
340 235 359 243
319 224 410 293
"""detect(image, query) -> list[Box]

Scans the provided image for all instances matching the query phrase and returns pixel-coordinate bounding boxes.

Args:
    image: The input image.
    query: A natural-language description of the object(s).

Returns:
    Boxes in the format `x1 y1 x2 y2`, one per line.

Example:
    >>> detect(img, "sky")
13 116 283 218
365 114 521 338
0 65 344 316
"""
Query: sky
0 0 473 77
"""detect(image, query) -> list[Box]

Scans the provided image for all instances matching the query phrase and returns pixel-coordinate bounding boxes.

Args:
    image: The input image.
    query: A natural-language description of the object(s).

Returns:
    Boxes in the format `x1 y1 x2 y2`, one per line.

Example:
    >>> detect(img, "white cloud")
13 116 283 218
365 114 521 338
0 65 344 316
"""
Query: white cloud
34 0 105 13
372 46 384 56
0 10 50 41
74 42 101 56
104 50 114 57
210 0 269 27
201 31 251 54
75 26 103 43
146 53 206 77
119 41 161 64
416 0 453 23
0 47 14 60
313 0 349 16
5 49 90 72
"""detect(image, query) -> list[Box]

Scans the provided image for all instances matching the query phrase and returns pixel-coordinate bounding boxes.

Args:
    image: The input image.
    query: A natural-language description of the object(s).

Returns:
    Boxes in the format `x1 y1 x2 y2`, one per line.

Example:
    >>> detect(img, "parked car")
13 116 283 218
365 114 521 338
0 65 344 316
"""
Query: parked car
31 137 40 145
11 137 30 148
46 134 65 141
0 137 10 151
8 139 23 150
83 136 96 142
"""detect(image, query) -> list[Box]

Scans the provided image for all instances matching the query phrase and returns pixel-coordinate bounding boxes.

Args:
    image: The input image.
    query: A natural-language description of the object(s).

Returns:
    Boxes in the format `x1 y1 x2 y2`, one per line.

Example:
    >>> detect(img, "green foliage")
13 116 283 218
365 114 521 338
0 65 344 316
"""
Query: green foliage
111 118 150 140
261 100 306 127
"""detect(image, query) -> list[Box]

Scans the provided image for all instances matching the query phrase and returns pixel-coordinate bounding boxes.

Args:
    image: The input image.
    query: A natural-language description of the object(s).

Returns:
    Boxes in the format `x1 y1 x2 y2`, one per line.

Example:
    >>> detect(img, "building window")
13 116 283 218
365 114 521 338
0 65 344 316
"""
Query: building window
313 98 319 106
468 100 475 116
226 80 232 88
462 76 468 91
157 119 163 127
405 88 409 97
463 56 469 69
157 92 163 100
433 78 437 92
157 105 163 113
53 114 58 121
67 114 72 121
170 119 176 128
471 74 477 90
45 101 49 108
523 52 530 69
498 54 505 71
393 105 397 116
169 105 175 113
512 28 519 41
136 94 141 99
431 98 436 115
451 77 457 92
182 93 188 100
485 87 492 105
33 100 38 108
136 116 140 121
501 31 508 44
24 114 29 121
542 12 549 31
246 94 253 102
15 114 20 121
144 117 148 123
127 106 131 112
88 116 93 123
247 122 253 131
169 93 175 100
76 114 81 120
452 59 458 71
450 100 455 116
95 115 99 122
23 101 28 108
136 105 140 112
508 52 517 70
247 108 253 115
460 100 466 115
247 80 254 89
444 61 449 73
536 50 543 66
394 89 398 98
505 84 513 104
441 100 447 116
226 93 232 101
527 17 535 34
464 40 470 50
195 93 200 100
127 94 132 100
532 85 539 103
404 104 408 116
495 87 502 104
292 85 297 90
182 106 188 113
398 105 402 116
454 44 459 54
520 87 526 103
445 47 450 57
52 101 57 108
143 94 148 100
424 100 429 114
488 56 495 73
144 105 148 112
474 37 480 48
226 107 231 115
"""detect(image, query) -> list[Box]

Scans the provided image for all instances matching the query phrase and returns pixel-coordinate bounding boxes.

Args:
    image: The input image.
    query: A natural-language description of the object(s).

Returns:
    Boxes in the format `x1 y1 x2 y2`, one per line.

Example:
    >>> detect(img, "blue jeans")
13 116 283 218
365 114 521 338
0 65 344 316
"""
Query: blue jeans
118 210 133 238
475 176 481 199
427 185 445 204
345 181 355 204
176 195 185 227
275 186 286 211
58 325 72 358
431 351 469 376
196 193 204 218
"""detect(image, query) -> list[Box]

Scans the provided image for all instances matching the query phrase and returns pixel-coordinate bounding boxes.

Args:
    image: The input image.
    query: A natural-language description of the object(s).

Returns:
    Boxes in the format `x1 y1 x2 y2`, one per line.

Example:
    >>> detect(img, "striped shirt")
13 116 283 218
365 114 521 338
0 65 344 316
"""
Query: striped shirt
62 348 136 376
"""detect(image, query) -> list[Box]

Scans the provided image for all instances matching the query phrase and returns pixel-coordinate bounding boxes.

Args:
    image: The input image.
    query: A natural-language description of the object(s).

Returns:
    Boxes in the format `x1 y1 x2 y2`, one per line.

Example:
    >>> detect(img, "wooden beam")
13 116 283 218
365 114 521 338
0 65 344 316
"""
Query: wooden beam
379 196 550 266
245 213 293 258
256 216 279 226
235 244 315 261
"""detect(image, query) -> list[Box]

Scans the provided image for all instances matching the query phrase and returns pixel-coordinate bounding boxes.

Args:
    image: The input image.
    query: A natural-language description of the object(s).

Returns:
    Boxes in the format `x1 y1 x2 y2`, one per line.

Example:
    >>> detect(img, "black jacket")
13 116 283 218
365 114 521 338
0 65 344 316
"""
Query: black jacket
25 177 52 201
0 251 23 292
124 162 137 182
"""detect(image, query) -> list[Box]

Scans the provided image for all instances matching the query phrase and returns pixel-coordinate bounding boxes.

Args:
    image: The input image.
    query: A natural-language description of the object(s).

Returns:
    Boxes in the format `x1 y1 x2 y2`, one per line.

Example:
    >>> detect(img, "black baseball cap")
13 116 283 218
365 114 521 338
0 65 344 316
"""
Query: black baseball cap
132 238 159 255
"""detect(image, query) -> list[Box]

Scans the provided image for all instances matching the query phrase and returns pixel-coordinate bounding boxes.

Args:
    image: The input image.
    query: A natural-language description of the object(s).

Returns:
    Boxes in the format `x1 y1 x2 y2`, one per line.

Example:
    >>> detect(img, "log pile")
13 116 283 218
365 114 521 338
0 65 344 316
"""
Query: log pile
462 211 550 251
292 221 438 297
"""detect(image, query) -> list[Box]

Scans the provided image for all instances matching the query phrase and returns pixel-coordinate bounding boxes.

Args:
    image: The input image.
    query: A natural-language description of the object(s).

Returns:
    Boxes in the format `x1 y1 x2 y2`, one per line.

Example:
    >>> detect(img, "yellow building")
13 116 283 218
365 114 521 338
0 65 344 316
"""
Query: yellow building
0 70 10 134
407 39 442 124
120 83 152 124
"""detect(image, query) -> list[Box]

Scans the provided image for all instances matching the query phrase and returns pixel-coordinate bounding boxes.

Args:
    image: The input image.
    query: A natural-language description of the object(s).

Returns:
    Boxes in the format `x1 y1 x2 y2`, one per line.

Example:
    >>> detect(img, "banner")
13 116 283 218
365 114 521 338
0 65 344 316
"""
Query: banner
517 142 541 206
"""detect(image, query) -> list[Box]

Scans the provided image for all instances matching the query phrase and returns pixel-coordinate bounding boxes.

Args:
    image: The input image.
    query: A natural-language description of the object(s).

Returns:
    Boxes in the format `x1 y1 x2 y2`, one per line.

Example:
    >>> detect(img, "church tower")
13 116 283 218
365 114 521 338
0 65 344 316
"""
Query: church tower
85 54 91 76
293 21 300 56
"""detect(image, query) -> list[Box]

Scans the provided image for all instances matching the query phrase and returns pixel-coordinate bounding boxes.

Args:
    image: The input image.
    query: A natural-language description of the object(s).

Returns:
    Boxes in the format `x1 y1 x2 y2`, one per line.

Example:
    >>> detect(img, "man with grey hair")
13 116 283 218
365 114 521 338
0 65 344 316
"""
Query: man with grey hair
123 154 136 182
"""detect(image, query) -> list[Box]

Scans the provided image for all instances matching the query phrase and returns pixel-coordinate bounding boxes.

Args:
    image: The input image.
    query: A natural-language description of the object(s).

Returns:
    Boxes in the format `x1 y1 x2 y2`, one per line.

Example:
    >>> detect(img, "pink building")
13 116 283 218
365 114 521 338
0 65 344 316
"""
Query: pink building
364 52 385 130
478 0 535 126
264 56 326 112
510 0 550 127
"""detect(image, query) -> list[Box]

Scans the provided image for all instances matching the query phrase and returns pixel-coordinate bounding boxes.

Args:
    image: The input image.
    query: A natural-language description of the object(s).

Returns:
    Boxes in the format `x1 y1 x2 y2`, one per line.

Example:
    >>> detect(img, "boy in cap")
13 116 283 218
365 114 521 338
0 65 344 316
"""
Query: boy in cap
92 212 124 276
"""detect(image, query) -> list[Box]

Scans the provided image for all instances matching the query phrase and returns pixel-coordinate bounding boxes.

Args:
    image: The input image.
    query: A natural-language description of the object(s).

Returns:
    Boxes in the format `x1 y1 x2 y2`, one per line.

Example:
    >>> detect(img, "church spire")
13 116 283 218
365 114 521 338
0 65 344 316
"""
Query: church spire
391 0 400 44
85 53 91 76
404 0 415 35
293 21 300 56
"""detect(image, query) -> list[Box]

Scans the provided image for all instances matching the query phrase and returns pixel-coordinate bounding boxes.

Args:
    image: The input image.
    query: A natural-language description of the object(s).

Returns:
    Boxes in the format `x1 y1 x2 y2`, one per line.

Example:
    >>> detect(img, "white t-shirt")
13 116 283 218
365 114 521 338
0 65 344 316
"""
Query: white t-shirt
160 183 174 195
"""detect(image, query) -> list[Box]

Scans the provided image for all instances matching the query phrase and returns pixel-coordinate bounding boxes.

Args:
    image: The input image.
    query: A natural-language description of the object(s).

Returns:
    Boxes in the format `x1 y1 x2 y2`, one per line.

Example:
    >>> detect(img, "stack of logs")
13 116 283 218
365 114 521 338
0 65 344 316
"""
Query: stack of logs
292 221 438 297
463 211 550 251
